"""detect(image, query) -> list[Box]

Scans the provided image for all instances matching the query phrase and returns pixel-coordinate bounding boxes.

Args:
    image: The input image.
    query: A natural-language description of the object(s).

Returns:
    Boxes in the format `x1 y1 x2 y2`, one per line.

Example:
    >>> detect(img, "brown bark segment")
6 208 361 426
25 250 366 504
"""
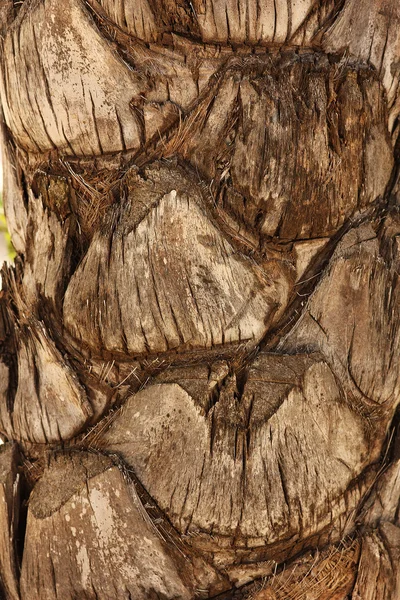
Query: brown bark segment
0 443 21 600
352 524 400 600
20 452 193 600
99 355 371 553
22 192 72 309
0 0 143 155
63 163 288 357
93 0 330 45
177 57 392 242
0 122 27 255
322 0 400 132
279 222 400 430
0 278 92 444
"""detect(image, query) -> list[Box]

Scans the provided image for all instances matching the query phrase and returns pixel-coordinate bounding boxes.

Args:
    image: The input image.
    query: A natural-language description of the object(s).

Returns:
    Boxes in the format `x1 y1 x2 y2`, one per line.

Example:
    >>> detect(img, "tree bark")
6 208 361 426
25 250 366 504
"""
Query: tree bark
0 0 399 598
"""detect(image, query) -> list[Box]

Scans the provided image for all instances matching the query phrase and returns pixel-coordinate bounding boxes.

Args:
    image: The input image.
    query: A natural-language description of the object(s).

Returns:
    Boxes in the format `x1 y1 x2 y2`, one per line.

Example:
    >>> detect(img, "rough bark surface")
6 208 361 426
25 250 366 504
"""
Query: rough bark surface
0 0 399 598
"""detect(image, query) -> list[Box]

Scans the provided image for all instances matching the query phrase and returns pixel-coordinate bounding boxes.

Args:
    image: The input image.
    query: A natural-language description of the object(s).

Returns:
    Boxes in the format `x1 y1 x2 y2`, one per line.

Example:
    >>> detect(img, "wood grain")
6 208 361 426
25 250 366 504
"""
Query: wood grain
100 353 372 556
63 163 290 356
20 451 192 600
0 443 21 600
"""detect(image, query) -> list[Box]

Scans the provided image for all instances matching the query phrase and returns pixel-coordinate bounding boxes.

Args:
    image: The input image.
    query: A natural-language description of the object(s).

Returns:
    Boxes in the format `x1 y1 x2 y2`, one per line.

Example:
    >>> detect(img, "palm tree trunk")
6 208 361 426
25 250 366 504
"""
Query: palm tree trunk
0 0 399 598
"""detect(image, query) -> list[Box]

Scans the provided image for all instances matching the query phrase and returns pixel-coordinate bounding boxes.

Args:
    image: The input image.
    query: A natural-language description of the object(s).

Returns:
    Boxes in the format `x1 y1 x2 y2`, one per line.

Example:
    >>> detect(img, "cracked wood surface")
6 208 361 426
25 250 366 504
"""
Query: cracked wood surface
20 452 194 600
0 443 20 600
63 163 289 356
100 357 373 555
0 0 399 598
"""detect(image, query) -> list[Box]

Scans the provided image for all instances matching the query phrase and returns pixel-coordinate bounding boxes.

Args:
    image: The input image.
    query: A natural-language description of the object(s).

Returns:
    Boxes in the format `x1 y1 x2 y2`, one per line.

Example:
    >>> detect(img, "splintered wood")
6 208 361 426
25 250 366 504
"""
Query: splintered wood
0 0 399 598
352 524 400 600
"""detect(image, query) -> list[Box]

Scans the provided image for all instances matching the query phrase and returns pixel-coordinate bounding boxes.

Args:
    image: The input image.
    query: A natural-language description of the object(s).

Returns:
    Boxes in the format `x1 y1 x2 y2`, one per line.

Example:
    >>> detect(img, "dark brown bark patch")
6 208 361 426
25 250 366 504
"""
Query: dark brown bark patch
322 0 400 132
29 451 113 519
176 55 393 242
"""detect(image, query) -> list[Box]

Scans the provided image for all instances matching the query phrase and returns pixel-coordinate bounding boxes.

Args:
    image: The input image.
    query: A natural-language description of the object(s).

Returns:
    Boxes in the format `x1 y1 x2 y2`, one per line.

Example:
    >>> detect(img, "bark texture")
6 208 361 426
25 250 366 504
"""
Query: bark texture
0 0 399 598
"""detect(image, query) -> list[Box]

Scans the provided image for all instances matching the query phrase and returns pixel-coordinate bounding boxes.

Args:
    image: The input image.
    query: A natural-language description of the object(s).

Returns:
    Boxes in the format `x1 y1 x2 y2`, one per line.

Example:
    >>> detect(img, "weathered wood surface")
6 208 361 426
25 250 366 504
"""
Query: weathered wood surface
0 298 92 444
0 443 21 600
0 0 399 598
100 356 372 553
91 0 337 46
352 524 400 600
0 0 144 156
63 163 289 356
322 0 400 132
0 120 27 255
20 452 194 600
179 57 392 242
